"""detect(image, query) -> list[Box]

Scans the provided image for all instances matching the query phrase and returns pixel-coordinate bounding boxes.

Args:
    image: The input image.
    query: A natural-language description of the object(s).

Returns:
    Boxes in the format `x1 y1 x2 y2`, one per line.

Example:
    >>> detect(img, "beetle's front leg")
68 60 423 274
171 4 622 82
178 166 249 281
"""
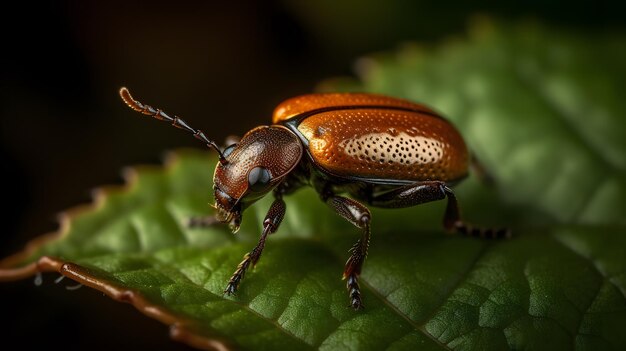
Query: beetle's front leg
370 181 510 239
224 197 286 295
324 194 371 310
187 216 220 228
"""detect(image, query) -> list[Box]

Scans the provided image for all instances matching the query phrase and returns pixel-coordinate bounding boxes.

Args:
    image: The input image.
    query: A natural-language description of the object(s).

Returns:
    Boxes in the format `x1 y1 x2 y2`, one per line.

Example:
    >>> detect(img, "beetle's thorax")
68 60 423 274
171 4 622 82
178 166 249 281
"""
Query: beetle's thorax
212 125 303 230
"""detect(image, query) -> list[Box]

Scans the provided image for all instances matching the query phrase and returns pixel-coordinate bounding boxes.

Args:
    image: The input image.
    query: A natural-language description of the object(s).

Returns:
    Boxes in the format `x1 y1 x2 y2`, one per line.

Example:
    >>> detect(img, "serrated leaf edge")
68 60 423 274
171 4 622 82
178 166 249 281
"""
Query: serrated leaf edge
0 149 233 351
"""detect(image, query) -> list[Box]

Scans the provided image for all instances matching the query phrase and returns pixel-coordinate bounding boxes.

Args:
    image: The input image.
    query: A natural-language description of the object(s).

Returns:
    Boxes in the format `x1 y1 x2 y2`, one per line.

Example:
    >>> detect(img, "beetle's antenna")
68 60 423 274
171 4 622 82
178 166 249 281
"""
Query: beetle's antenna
119 87 227 164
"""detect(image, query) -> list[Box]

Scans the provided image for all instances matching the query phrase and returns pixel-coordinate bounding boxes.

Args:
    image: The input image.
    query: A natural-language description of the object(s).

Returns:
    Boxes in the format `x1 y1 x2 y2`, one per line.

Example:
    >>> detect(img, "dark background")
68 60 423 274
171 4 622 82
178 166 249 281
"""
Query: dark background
0 1 621 349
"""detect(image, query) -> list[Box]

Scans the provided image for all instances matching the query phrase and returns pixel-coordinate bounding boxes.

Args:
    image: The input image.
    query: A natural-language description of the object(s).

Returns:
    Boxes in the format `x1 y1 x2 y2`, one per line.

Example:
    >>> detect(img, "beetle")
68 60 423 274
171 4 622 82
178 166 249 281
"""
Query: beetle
119 87 508 310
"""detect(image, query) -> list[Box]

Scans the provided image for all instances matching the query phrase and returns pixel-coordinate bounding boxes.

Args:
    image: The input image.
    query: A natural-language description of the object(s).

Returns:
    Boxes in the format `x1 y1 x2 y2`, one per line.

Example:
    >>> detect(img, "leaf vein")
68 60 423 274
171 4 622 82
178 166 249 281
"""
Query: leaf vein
222 297 313 349
418 242 492 326
552 234 625 300
315 246 452 350
162 203 191 245
129 216 145 252
164 202 192 245
512 64 624 223
549 235 617 348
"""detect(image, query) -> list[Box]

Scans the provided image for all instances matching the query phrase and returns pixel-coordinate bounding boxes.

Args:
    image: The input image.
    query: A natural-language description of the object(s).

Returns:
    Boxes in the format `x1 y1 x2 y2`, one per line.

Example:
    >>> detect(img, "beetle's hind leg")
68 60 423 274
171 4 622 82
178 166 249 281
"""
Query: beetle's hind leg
441 186 510 239
324 195 371 310
369 181 510 239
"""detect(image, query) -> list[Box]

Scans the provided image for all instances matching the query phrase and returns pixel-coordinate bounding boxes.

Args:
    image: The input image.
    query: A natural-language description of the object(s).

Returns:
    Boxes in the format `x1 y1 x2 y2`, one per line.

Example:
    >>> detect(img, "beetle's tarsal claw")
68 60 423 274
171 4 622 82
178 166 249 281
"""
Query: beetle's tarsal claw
346 274 363 310
453 221 511 240
223 282 237 296
229 222 240 233
224 273 242 295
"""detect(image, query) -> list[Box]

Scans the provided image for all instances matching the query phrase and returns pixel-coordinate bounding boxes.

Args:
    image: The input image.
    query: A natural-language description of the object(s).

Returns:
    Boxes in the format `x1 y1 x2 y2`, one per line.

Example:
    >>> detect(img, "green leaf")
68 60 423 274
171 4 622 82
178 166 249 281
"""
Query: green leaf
2 19 626 350
320 18 626 226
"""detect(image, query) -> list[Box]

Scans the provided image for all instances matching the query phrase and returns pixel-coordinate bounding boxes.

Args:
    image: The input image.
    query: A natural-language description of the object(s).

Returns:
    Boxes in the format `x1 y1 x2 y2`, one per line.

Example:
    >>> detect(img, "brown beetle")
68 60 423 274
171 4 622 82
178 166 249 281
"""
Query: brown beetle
120 88 508 310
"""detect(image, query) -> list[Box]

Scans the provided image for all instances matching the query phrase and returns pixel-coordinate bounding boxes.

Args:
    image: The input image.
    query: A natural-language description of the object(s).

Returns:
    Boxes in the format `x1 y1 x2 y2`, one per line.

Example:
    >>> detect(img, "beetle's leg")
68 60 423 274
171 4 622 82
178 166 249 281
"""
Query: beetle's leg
370 181 510 239
324 195 371 310
186 216 220 228
441 187 510 239
224 197 286 295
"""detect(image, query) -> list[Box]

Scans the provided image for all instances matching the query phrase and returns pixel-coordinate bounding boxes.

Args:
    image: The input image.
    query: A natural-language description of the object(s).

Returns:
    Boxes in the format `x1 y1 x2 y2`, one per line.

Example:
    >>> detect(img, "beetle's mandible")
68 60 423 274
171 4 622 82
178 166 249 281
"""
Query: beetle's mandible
119 87 509 310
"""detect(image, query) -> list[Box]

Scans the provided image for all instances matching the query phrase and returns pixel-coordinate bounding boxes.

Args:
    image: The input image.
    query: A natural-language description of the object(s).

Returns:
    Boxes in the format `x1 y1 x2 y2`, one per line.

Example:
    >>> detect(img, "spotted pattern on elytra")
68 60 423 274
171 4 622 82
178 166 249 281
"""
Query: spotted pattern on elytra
298 109 468 182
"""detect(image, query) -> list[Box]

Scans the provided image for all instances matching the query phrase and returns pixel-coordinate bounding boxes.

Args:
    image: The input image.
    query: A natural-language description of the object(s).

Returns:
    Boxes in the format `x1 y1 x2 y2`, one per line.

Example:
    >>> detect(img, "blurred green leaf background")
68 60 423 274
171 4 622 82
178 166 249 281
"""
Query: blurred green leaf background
0 1 622 350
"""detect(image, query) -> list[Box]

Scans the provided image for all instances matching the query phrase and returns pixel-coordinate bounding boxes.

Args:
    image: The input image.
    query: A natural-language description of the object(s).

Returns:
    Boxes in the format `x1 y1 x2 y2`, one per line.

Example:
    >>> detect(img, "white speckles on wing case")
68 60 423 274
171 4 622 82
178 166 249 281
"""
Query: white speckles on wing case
298 109 469 182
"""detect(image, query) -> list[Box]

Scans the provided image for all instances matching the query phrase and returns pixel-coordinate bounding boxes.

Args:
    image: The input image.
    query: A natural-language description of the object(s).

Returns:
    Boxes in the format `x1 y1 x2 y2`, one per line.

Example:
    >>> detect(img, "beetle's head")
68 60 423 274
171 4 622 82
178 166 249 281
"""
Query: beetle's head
212 126 302 232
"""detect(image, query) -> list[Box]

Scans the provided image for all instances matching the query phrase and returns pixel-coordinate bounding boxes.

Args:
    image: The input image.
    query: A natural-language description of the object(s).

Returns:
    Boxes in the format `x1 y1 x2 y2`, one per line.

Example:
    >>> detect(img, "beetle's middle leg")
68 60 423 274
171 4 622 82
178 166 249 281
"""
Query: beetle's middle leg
324 194 371 310
224 196 286 295
369 181 510 239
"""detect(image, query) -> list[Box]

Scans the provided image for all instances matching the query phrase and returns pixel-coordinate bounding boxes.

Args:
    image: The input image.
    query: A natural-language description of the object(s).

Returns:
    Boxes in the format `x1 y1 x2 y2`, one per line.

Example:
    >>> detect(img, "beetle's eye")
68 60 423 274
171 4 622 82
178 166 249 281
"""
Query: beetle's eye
248 166 271 192
222 144 237 158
